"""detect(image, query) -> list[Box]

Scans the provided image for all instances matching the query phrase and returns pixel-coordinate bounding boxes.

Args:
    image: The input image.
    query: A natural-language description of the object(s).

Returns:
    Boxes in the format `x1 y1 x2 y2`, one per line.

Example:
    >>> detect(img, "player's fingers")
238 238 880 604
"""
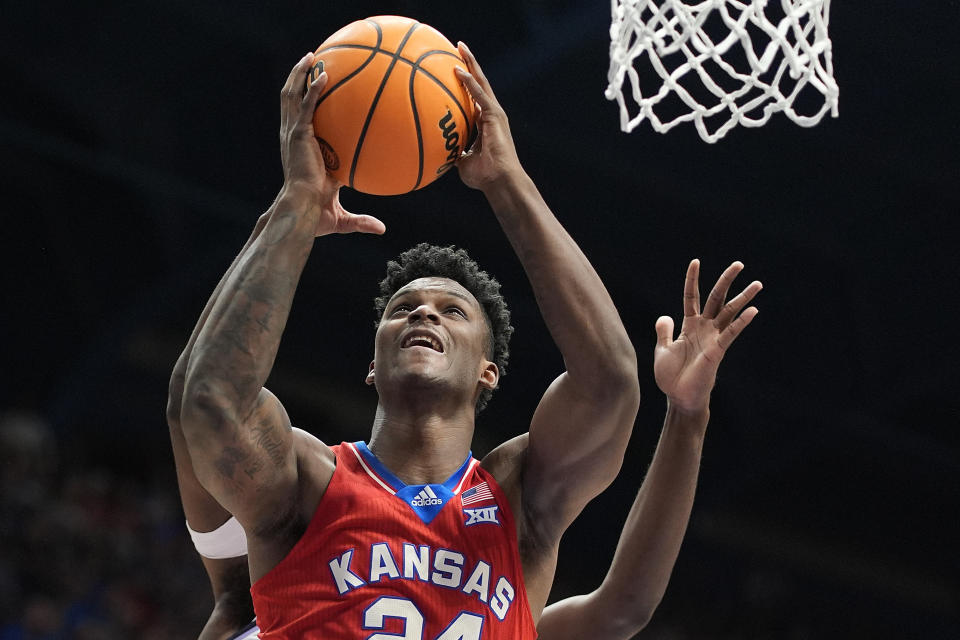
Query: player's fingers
301 69 328 107
458 107 483 159
337 212 386 235
282 53 315 113
454 65 493 114
304 57 325 92
702 261 744 319
683 259 701 318
716 306 759 352
714 281 763 330
457 42 497 102
298 70 328 124
655 315 675 348
465 104 482 154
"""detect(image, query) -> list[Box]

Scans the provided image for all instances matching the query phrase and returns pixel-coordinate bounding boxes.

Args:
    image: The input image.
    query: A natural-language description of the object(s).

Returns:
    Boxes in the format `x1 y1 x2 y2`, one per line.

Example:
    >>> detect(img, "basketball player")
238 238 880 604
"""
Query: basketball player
170 256 760 640
174 41 641 638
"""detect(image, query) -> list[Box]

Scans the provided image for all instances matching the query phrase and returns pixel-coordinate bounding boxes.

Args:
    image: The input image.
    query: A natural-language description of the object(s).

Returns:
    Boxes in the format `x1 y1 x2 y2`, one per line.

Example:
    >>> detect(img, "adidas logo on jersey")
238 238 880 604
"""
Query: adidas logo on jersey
411 486 443 507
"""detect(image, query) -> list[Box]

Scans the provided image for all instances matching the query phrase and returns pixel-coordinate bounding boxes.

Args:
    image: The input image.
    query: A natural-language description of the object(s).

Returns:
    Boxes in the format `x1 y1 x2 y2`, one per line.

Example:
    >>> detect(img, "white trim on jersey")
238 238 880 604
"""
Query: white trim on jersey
453 458 479 494
346 442 397 495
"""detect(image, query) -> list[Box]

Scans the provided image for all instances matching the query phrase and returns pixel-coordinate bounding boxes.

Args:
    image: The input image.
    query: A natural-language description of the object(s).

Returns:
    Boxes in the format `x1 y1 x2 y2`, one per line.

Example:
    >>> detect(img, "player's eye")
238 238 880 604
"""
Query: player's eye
391 303 412 315
445 306 466 318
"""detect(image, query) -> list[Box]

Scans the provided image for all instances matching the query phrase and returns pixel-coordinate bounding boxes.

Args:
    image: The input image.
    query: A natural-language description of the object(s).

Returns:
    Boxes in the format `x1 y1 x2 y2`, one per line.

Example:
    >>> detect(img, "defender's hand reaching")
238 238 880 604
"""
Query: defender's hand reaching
454 42 524 192
654 260 761 415
278 53 384 237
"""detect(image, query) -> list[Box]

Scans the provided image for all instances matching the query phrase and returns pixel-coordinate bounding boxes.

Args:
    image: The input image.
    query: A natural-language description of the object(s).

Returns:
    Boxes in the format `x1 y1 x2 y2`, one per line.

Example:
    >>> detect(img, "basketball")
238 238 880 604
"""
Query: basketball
307 16 477 196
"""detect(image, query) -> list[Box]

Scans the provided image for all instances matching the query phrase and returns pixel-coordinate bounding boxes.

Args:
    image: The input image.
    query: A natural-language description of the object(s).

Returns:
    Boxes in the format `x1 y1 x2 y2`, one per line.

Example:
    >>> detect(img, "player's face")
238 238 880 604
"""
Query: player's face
370 277 495 403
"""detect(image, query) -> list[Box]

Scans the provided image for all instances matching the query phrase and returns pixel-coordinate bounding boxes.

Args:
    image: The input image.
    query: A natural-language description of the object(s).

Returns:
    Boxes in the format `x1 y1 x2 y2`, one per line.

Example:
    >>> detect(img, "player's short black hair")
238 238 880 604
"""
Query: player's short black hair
374 243 513 413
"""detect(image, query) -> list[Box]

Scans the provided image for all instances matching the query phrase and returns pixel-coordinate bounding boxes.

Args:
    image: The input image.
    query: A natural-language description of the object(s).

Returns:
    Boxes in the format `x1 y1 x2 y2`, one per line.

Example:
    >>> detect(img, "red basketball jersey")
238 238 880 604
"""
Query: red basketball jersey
251 441 538 640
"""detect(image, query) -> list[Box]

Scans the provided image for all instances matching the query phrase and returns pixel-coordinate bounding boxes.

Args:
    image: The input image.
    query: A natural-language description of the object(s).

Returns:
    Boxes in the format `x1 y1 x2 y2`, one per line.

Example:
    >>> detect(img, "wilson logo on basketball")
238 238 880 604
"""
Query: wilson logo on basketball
436 109 460 175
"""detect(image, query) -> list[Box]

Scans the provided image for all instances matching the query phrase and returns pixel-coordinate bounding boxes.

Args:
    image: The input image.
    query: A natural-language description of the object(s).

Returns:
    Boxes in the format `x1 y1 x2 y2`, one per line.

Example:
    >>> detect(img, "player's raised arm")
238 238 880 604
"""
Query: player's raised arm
536 260 761 640
179 53 384 569
166 214 272 638
454 42 640 564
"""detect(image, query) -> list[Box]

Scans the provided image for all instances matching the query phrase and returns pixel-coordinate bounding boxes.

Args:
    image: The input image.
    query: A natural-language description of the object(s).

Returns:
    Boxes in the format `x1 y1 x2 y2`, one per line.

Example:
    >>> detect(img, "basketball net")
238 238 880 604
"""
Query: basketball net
606 0 839 142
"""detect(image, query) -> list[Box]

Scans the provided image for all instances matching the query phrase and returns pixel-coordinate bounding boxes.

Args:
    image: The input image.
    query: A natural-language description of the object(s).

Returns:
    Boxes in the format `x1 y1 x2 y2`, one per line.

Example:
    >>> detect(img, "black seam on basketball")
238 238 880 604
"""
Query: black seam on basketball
349 21 421 190
317 43 465 101
315 44 381 55
409 50 471 130
316 21 384 108
318 43 473 126
407 50 469 190
409 61 425 190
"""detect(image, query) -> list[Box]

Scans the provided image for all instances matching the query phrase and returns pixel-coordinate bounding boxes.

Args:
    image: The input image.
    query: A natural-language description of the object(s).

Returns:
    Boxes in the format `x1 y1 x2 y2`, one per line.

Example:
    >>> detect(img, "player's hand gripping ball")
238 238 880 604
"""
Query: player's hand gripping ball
307 15 477 196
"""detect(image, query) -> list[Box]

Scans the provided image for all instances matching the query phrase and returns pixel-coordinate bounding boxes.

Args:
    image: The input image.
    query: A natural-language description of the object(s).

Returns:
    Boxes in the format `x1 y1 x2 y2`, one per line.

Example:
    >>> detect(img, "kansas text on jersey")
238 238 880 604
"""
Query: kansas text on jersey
250 442 537 639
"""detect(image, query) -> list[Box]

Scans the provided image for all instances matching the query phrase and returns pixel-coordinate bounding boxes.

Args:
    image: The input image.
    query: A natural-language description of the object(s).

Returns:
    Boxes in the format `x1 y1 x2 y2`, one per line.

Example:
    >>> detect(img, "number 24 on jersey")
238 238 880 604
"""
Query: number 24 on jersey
365 596 485 640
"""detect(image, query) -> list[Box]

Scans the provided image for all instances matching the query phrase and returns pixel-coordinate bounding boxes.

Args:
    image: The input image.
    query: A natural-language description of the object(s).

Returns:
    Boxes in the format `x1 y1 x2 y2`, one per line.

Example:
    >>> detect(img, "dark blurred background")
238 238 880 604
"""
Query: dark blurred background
2 1 958 638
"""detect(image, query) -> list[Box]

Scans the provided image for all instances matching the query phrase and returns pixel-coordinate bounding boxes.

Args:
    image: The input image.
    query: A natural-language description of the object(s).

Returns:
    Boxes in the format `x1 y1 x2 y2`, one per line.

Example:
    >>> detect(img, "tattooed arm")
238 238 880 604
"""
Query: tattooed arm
166 213 270 638
179 53 384 580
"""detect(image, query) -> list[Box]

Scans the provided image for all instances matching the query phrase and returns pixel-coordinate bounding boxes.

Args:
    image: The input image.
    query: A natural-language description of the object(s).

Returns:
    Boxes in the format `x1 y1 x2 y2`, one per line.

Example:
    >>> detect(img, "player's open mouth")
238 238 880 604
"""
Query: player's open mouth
401 332 444 352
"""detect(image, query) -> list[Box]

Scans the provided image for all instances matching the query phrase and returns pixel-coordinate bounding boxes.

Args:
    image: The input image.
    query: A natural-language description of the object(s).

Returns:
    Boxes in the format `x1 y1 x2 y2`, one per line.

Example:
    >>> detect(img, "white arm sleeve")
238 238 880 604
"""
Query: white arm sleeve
186 516 248 559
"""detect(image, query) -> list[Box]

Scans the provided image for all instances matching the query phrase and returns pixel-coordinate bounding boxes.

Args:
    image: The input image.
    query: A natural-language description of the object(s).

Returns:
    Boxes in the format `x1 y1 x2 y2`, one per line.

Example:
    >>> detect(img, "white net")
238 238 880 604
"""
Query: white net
606 0 839 142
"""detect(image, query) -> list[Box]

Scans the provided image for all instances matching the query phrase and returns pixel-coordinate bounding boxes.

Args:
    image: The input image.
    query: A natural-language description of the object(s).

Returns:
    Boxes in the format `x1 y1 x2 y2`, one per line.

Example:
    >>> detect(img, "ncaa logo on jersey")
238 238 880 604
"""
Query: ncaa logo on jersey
464 505 500 526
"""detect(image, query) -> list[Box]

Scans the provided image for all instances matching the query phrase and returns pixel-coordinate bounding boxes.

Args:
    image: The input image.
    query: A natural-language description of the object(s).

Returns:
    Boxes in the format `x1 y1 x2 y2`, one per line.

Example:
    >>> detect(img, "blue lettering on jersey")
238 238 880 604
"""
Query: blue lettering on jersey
327 542 515 621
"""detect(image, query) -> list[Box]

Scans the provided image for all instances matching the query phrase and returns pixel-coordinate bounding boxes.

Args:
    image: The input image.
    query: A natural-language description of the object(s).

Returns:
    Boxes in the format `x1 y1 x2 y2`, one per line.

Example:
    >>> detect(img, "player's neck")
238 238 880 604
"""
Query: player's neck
367 403 474 486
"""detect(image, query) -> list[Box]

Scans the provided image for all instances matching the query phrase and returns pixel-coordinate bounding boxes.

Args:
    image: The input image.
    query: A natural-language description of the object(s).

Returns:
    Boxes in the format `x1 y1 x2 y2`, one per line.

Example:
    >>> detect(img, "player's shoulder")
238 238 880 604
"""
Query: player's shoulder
292 427 336 473
292 426 330 446
292 427 336 457
479 433 529 490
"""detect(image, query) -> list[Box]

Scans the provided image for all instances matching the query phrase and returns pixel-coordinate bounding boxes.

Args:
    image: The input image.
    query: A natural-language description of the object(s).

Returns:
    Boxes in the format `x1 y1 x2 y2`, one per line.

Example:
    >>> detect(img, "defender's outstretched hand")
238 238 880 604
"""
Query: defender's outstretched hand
279 53 384 236
654 260 761 414
453 42 523 191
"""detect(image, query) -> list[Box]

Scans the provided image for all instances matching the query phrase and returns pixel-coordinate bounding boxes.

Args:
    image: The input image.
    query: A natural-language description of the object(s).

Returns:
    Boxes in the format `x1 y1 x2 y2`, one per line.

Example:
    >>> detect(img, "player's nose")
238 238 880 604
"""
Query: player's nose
408 304 440 324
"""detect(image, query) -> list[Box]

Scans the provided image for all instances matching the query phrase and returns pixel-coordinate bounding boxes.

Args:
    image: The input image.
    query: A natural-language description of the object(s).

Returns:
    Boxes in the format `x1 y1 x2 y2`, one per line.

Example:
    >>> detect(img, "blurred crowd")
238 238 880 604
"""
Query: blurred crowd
0 411 212 639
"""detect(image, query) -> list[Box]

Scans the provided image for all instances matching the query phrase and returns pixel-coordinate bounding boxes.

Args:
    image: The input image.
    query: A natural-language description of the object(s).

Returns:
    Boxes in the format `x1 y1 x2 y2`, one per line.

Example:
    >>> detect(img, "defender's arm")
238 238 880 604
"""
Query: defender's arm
535 408 707 640
536 260 761 640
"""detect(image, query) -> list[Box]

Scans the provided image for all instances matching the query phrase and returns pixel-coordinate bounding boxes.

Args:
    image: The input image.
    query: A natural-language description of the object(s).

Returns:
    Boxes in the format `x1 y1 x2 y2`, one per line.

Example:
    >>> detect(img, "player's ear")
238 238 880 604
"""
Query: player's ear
365 360 376 386
478 360 498 390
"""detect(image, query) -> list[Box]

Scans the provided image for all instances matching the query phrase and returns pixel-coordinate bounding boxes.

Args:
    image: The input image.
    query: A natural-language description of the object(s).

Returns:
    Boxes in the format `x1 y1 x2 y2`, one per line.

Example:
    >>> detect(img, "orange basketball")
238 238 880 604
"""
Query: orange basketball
308 16 477 196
